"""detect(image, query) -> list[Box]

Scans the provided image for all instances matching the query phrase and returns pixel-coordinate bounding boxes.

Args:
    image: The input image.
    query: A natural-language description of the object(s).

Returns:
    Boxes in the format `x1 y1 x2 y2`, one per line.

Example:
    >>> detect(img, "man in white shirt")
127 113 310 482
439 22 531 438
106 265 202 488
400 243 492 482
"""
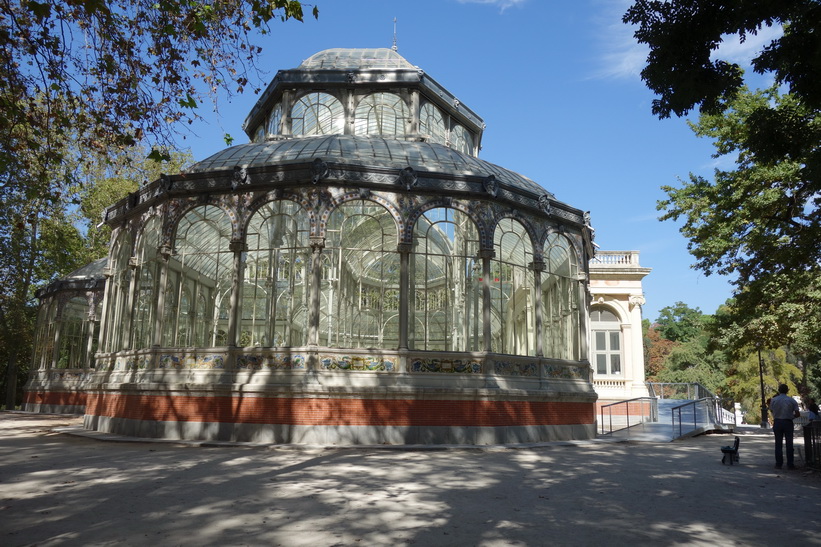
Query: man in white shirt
769 384 800 469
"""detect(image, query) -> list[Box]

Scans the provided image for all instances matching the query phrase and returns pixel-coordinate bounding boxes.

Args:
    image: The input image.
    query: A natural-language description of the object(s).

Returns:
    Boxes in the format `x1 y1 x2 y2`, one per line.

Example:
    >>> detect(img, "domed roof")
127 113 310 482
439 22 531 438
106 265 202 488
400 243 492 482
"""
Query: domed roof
187 135 550 198
298 48 417 70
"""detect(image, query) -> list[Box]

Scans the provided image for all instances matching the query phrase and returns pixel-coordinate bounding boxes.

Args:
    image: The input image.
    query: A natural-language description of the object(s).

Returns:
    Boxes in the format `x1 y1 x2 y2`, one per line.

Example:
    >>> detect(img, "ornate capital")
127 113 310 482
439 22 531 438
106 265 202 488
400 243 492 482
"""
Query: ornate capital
309 237 325 253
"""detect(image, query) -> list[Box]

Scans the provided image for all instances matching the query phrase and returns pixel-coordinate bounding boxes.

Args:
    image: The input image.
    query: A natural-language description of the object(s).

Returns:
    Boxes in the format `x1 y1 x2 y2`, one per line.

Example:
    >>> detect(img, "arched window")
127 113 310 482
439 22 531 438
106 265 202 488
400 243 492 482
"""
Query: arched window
411 208 481 352
291 92 344 136
242 200 310 347
542 233 580 360
590 307 622 376
268 103 282 136
491 219 535 356
104 230 132 352
450 124 473 155
320 201 400 349
131 216 161 350
56 296 89 369
32 299 57 369
171 205 234 347
419 102 447 145
354 92 408 137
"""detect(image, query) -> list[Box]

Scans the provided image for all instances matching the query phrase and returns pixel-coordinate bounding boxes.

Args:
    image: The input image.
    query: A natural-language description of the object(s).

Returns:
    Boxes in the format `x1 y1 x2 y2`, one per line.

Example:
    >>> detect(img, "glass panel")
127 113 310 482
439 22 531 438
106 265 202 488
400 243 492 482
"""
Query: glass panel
131 216 161 350
542 233 580 360
410 207 480 352
490 218 534 356
31 302 53 369
291 92 344 136
242 200 310 347
419 102 447 145
105 230 132 352
172 205 234 347
320 201 399 349
354 92 408 137
599 309 618 322
611 354 621 375
56 297 88 368
596 354 607 375
609 331 620 351
595 331 606 351
450 124 474 155
268 103 282 136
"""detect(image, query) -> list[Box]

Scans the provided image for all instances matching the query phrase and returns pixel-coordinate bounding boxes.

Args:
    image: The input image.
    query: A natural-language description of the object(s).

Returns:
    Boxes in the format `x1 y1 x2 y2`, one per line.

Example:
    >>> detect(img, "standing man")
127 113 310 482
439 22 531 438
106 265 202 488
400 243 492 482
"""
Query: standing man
769 384 800 469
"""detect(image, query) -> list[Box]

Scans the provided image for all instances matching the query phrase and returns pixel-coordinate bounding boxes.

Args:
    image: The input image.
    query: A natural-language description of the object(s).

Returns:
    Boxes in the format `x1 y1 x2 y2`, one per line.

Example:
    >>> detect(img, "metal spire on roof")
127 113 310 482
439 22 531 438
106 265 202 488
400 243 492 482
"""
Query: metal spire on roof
392 17 398 51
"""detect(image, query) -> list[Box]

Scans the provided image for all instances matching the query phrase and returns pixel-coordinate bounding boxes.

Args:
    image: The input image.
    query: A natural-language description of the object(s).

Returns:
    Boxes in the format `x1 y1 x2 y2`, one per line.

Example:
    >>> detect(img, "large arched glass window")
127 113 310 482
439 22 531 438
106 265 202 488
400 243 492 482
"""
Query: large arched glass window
491 219 535 356
104 230 132 352
450 124 474 155
242 200 310 347
291 92 344 136
590 307 622 376
354 92 408 137
56 296 89 369
419 102 447 145
542 233 580 360
411 208 481 352
171 205 234 347
131 216 161 350
320 201 400 349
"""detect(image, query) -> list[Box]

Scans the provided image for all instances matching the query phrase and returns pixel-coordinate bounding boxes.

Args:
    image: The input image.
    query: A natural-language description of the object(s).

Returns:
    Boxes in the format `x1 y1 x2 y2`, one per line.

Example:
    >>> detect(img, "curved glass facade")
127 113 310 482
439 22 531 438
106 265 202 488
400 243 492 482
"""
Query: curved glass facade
95 200 585 360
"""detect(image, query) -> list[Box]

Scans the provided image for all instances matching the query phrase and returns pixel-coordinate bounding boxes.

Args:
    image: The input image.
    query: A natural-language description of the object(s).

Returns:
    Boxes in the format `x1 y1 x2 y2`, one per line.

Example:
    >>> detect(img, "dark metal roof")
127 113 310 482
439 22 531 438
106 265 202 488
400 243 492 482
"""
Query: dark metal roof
187 135 550 197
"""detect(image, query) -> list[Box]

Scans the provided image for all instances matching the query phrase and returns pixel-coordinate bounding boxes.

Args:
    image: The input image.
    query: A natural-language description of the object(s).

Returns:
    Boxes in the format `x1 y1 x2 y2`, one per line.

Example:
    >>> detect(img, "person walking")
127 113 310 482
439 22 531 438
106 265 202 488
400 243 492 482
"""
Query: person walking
769 384 800 469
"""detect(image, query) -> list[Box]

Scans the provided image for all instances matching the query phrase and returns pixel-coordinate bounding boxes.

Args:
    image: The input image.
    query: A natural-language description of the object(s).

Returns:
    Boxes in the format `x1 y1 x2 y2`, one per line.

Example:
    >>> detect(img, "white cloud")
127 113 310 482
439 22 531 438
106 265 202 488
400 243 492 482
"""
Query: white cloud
456 0 527 12
589 0 648 80
713 25 783 67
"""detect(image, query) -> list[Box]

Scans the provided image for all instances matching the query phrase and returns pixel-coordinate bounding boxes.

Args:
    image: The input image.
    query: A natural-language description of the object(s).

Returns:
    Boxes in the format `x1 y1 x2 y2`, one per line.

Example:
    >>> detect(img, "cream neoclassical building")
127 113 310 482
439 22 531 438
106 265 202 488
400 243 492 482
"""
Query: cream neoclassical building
589 251 651 404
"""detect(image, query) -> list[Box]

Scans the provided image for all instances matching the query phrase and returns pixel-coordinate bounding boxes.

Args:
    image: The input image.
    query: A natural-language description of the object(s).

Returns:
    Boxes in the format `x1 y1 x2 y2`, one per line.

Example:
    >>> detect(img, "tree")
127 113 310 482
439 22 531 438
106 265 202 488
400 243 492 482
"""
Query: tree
1 142 191 410
1 0 317 409
725 347 802 424
77 146 193 261
644 325 677 379
655 302 705 343
1 0 318 203
626 1 821 363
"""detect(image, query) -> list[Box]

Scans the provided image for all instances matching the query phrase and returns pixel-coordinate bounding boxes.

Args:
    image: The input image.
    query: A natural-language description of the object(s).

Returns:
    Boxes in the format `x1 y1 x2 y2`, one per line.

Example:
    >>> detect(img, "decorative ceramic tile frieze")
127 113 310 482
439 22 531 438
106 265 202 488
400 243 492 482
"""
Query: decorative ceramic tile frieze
410 358 482 374
186 355 225 369
320 355 395 372
493 361 538 377
543 363 587 380
123 355 152 370
236 353 306 370
48 371 88 381
158 354 183 370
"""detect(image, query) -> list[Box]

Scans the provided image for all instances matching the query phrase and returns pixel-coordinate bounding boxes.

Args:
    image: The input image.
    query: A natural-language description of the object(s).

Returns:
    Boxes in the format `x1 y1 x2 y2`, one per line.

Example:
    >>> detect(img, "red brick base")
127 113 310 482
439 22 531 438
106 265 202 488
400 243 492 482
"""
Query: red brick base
85 392 594 427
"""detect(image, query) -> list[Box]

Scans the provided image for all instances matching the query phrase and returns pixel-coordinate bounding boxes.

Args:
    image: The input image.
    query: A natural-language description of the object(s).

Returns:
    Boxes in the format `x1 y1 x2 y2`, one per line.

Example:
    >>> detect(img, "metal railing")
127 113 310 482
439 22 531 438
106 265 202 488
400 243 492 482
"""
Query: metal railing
671 397 736 438
600 397 658 435
647 382 715 401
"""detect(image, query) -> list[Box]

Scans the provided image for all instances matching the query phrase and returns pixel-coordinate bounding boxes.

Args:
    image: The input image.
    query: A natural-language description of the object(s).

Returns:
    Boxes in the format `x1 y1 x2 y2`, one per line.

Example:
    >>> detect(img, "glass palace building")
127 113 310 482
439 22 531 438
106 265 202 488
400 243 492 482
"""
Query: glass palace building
24 48 598 444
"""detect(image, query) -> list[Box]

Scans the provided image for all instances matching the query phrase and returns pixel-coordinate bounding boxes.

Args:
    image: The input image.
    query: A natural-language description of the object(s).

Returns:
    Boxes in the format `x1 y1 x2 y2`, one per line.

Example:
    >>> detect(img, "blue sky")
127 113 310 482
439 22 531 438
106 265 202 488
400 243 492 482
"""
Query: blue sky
181 0 776 323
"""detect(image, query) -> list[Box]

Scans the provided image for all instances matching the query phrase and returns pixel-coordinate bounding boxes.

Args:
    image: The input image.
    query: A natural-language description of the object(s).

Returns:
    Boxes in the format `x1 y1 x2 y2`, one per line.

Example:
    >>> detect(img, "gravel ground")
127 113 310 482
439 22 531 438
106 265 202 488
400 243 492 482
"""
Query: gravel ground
1 412 819 547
